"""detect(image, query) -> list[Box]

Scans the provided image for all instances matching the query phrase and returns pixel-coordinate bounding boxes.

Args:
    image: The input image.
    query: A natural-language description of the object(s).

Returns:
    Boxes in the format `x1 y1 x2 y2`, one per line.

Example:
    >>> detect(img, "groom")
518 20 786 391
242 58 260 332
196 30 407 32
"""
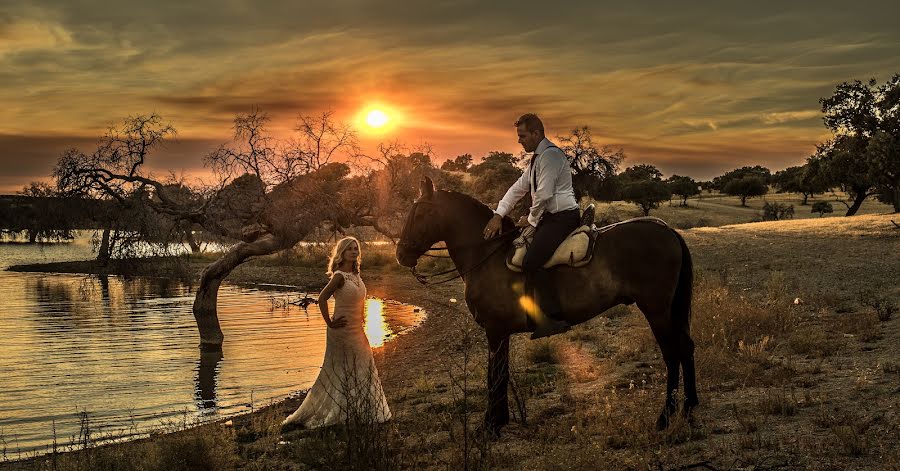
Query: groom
482 113 580 339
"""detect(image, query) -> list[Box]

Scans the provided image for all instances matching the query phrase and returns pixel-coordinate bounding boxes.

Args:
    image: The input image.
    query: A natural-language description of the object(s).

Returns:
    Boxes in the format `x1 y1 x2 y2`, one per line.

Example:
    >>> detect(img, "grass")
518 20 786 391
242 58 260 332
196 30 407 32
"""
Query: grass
3 194 898 470
587 189 894 229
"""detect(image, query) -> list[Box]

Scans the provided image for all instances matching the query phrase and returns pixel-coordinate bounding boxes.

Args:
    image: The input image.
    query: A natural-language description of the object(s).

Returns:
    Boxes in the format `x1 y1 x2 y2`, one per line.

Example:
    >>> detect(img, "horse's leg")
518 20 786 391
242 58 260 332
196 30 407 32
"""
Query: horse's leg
484 331 511 435
680 331 699 414
640 302 681 430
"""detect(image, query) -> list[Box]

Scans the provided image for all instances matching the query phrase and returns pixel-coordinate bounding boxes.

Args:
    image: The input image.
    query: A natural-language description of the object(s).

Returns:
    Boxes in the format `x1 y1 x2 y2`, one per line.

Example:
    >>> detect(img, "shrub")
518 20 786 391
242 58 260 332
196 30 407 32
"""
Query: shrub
811 201 834 217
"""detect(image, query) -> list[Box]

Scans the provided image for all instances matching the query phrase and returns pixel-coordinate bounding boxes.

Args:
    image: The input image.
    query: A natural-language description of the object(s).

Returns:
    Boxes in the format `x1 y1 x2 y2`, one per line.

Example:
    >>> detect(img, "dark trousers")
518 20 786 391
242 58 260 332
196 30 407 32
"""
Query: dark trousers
521 208 580 319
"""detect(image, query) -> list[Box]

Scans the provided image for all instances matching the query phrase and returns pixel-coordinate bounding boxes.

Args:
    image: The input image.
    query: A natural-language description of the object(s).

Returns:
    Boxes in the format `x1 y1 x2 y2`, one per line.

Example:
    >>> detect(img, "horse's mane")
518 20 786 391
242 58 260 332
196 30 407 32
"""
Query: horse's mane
435 190 491 213
435 190 517 230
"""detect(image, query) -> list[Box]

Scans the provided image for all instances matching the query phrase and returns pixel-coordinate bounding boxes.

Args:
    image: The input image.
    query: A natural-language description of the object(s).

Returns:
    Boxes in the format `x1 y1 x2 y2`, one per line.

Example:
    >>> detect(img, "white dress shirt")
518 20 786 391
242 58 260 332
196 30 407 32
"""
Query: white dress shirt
493 138 578 227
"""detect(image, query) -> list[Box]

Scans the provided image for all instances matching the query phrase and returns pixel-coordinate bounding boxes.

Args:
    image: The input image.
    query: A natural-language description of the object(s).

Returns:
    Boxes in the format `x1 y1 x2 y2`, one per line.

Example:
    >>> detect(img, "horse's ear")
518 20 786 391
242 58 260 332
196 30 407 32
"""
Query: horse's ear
419 176 435 200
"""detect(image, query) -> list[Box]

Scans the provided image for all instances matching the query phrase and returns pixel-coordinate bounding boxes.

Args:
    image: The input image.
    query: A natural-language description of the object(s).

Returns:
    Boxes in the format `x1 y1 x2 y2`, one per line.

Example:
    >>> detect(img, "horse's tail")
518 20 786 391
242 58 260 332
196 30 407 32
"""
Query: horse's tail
671 229 693 329
671 228 699 408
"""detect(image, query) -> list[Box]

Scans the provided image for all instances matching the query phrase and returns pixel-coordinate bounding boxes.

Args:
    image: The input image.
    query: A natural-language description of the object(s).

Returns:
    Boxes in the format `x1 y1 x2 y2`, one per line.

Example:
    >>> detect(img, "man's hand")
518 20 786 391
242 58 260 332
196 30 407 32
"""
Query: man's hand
515 215 533 228
483 214 503 239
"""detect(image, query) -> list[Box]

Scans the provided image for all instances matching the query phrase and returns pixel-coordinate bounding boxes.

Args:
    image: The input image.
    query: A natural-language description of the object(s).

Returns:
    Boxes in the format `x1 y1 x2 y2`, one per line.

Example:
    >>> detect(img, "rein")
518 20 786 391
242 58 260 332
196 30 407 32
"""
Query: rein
398 200 519 285
410 230 518 285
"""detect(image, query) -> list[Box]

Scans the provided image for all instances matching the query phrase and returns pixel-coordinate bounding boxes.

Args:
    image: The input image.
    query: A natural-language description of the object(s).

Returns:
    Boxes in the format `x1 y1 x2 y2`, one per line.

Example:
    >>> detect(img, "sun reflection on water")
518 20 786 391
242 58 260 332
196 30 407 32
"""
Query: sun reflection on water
364 297 388 347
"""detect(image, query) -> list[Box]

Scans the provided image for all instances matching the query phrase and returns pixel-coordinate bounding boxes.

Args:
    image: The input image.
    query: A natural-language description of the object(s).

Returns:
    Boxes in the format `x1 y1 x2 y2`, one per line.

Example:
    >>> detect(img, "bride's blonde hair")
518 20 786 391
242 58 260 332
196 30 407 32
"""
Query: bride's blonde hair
326 236 362 276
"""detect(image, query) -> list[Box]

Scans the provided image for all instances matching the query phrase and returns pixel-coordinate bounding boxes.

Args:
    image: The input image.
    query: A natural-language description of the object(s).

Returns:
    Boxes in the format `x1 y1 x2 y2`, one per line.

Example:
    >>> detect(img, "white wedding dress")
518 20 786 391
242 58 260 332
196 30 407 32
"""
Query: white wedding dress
283 270 391 428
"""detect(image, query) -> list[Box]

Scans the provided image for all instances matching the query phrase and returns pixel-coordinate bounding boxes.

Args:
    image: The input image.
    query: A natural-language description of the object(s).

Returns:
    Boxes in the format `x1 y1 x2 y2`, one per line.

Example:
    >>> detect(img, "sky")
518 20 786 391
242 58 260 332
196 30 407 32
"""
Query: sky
2 0 900 193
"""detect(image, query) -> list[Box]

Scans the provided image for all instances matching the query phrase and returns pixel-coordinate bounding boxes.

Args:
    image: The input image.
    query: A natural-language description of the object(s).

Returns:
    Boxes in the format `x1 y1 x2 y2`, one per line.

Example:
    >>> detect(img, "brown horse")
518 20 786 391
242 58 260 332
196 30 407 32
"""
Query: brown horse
396 177 698 434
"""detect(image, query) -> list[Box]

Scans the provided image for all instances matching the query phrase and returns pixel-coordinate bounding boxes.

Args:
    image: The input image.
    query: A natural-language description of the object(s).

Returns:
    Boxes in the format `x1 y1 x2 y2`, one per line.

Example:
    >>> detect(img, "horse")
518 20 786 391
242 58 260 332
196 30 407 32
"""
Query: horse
396 177 698 434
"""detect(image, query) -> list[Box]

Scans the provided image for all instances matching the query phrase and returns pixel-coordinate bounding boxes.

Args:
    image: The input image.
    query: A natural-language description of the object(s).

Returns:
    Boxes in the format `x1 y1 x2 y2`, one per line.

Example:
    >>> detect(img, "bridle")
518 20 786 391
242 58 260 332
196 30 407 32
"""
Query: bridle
397 200 519 285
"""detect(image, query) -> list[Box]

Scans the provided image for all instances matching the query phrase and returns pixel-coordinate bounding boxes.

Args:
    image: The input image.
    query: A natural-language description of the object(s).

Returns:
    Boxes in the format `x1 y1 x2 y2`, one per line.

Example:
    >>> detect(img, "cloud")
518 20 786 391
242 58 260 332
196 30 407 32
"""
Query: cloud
2 0 900 187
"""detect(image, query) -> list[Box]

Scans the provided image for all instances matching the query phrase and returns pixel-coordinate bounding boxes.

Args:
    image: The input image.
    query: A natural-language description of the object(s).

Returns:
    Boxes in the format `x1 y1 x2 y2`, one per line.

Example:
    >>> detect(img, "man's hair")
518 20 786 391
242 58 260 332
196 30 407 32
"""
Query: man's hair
514 113 544 134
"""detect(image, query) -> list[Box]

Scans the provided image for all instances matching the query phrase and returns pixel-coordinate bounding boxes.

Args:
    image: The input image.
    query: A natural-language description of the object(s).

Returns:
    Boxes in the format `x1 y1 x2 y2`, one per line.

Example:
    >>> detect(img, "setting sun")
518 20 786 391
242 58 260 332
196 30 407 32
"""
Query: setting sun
366 109 389 128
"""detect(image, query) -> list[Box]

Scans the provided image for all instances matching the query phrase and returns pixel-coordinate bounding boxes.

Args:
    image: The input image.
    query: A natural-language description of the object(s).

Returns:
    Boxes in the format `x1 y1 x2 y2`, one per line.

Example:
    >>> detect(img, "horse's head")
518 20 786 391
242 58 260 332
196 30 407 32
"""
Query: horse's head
396 176 445 267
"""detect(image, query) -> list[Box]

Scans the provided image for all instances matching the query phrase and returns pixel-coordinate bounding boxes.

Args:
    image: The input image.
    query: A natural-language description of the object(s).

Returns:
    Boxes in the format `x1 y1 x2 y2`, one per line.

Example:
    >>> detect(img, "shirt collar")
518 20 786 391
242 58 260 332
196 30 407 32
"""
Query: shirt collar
534 137 553 155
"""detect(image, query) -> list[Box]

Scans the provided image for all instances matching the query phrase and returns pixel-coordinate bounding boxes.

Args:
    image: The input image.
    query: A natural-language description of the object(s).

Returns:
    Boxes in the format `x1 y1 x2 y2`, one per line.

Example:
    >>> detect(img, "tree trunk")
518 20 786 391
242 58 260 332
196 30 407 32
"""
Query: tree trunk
802 193 809 205
97 228 111 265
892 188 900 213
740 195 748 206
192 233 293 349
844 192 867 216
28 231 37 243
185 230 201 253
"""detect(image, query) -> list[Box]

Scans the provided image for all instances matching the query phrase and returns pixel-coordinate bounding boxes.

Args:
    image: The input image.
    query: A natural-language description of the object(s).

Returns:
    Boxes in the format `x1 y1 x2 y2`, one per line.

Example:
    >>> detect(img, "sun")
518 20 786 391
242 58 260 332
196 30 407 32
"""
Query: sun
365 109 389 129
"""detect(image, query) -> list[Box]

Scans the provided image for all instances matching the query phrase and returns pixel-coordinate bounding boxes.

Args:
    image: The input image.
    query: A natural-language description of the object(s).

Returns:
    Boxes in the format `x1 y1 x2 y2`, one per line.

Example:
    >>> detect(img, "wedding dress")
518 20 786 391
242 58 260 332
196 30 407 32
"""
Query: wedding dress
283 270 391 428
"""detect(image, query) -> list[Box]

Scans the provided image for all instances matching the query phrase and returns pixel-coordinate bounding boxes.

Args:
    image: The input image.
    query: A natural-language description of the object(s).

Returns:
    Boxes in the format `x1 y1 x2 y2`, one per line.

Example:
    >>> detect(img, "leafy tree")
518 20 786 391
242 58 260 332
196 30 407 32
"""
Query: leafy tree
618 164 671 216
557 126 624 200
440 153 473 172
467 151 524 208
667 175 700 206
814 75 900 215
723 176 768 206
811 201 834 217
712 166 771 191
772 165 828 205
12 183 76 243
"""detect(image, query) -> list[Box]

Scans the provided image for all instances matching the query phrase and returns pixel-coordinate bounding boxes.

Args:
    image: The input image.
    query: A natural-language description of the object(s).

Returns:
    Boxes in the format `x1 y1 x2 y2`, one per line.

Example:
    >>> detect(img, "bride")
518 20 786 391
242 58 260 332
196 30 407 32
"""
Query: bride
283 237 391 429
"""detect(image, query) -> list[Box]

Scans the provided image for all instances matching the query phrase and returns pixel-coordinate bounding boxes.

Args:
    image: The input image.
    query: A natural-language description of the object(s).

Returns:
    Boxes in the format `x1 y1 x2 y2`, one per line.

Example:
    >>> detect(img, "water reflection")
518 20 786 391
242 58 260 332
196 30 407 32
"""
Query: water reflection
365 298 387 347
196 349 224 411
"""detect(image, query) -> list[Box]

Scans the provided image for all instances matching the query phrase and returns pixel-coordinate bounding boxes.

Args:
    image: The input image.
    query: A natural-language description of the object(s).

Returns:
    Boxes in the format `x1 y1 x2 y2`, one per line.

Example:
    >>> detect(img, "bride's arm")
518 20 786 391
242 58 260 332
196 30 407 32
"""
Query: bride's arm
317 274 347 329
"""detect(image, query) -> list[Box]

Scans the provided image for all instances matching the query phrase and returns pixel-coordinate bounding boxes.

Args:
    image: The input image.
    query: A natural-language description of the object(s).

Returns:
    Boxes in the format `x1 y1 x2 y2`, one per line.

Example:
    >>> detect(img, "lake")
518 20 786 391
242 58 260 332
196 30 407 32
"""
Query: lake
0 238 424 457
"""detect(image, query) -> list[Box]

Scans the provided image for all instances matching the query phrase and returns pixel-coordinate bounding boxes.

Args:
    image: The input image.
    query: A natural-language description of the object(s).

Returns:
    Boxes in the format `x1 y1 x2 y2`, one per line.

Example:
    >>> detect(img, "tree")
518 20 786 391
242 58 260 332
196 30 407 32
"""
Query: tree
467 151 524 208
440 153 473 172
53 114 184 263
557 127 624 200
723 176 768 206
712 166 771 191
618 165 671 216
814 75 900 215
667 175 700 206
811 201 834 217
54 110 366 349
14 182 76 243
772 165 828 205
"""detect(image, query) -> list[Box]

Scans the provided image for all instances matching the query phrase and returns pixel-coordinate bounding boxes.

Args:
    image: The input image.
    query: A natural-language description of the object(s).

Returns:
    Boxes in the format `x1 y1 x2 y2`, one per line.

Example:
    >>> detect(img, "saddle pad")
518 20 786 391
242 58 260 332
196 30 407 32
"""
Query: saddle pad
507 225 593 272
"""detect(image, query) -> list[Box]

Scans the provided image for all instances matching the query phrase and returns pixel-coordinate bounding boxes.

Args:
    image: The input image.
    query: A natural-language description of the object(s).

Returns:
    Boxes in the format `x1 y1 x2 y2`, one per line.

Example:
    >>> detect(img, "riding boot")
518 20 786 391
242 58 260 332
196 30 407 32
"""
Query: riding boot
527 267 570 340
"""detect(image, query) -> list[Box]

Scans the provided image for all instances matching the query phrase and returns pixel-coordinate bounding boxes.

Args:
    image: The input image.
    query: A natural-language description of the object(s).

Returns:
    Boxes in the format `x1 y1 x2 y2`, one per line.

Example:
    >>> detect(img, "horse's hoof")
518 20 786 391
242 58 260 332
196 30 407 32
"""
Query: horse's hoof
479 422 502 440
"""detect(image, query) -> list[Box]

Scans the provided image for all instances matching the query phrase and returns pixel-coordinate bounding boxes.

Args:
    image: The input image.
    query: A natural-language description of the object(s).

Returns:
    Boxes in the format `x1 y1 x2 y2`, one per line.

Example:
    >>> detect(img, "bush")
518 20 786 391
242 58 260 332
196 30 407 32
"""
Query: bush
811 201 834 217
762 202 795 221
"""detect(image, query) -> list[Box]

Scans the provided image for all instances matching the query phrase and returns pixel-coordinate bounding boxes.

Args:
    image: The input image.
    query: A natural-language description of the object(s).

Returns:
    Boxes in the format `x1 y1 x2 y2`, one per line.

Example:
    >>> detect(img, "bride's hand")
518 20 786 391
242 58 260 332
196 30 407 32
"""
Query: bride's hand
329 317 348 329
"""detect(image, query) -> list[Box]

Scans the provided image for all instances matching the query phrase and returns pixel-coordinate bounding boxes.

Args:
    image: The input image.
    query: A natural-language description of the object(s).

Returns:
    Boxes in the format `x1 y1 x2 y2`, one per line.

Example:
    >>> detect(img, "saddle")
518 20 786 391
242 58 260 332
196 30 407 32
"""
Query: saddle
505 206 669 272
506 204 596 272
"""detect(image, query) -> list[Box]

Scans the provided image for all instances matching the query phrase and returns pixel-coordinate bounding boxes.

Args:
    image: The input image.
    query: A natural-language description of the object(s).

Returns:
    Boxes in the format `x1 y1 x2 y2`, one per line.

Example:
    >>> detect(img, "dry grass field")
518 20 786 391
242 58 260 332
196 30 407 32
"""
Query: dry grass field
3 201 898 470
593 191 894 229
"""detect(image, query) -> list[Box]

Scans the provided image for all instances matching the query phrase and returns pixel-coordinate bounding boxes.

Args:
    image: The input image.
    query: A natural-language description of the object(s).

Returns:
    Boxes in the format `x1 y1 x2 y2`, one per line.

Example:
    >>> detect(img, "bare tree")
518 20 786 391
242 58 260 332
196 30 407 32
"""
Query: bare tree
557 126 625 200
54 110 366 349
